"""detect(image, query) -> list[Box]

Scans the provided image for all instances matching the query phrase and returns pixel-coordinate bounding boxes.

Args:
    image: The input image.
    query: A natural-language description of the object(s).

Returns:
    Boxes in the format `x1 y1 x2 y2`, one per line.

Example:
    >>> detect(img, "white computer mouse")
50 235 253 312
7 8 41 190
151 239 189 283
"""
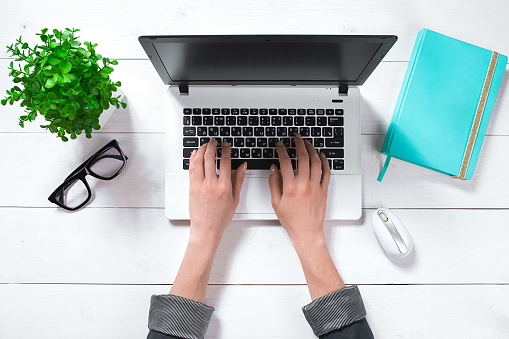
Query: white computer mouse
371 208 413 259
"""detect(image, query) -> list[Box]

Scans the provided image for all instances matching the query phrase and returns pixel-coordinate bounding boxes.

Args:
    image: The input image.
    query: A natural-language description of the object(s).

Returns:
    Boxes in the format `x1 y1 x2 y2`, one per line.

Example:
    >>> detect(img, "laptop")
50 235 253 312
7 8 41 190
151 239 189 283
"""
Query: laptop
139 35 397 220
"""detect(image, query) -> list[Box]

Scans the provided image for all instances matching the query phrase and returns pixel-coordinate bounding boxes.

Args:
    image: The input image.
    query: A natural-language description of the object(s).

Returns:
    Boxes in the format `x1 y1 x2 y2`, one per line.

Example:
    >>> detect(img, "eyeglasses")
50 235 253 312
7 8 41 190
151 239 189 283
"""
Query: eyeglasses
48 139 128 211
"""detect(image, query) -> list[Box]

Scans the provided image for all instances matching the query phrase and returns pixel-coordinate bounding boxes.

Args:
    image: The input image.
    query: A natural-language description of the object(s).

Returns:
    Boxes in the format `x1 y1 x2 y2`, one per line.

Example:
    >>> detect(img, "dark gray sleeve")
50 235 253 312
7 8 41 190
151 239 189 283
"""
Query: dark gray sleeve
302 285 368 337
148 294 214 339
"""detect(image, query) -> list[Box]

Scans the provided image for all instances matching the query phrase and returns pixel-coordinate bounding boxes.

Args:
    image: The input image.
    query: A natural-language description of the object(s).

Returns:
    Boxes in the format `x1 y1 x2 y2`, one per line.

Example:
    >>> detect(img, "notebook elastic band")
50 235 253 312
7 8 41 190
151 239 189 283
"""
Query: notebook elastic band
377 155 392 182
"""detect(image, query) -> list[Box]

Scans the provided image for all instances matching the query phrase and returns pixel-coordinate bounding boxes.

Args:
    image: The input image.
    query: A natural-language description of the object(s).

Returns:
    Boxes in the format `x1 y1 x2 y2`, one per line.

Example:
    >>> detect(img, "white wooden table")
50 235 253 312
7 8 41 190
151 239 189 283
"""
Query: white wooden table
1 1 508 338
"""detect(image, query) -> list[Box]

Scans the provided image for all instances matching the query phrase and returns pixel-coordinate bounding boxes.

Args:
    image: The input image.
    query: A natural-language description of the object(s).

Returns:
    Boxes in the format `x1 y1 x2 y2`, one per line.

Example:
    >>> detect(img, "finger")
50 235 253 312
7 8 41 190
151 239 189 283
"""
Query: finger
232 162 247 205
319 152 331 192
192 144 207 182
276 141 295 183
294 134 309 179
304 139 322 182
204 138 218 179
268 164 282 208
188 149 197 180
219 142 232 182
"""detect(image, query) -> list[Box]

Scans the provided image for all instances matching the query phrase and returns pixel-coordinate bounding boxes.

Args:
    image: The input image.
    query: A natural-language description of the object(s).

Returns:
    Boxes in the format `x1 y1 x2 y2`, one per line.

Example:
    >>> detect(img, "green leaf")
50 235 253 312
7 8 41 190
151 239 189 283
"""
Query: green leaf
0 98 7 106
22 42 28 49
45 77 55 88
100 98 109 110
53 29 61 40
42 28 48 34
13 77 22 83
59 60 72 74
55 48 68 58
48 56 60 66
111 60 118 65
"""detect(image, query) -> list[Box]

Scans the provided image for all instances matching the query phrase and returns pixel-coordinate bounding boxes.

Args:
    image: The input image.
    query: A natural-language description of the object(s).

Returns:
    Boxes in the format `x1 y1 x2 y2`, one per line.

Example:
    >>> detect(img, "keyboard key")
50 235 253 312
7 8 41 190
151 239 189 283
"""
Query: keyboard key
203 108 211 115
237 116 248 126
243 127 253 136
300 127 310 137
226 116 236 125
268 138 278 147
334 127 344 137
335 109 344 115
183 108 192 115
241 108 249 115
288 127 299 136
220 127 230 136
328 159 332 169
231 127 242 136
307 109 315 115
203 116 213 125
269 109 278 115
288 109 296 115
240 148 250 158
231 108 240 115
216 147 222 158
314 138 324 148
257 138 268 147
277 127 288 137
294 117 305 126
280 138 290 147
223 137 233 146
249 116 259 126
321 148 344 158
317 109 325 115
333 159 344 170
183 116 191 125
283 116 293 126
183 159 190 170
260 109 268 115
263 148 273 158
305 117 315 126
311 127 321 137
192 116 202 125
297 109 306 115
183 137 199 147
193 108 201 115
287 147 296 158
183 127 196 136
214 116 225 125
183 148 195 158
234 138 245 147
254 127 265 136
278 109 287 115
200 137 210 145
212 108 220 115
246 138 256 147
250 108 259 115
326 137 343 147
271 116 282 126
231 148 239 158
197 126 207 136
326 109 334 115
328 117 344 126
212 137 221 144
323 127 332 137
252 148 262 158
221 108 230 115
317 117 327 126
208 127 219 136
260 116 270 126
265 127 276 136
218 159 296 170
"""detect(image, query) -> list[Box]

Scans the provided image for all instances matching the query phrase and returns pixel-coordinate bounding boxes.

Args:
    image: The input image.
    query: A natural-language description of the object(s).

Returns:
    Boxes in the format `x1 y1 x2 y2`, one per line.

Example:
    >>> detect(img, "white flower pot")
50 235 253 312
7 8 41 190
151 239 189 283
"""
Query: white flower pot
98 89 126 129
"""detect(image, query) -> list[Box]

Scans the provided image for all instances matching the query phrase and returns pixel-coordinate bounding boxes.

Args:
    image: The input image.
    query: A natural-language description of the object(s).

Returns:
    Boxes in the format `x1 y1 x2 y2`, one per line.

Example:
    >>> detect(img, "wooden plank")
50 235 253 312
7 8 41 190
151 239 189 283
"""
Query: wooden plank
0 133 508 208
1 208 508 284
1 59 507 136
1 0 508 61
0 284 507 338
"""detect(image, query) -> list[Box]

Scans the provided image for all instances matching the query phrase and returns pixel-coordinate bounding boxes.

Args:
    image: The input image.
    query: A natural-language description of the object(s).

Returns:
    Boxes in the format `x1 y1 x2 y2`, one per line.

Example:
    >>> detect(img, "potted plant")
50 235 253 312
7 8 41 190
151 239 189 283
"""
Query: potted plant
1 28 126 141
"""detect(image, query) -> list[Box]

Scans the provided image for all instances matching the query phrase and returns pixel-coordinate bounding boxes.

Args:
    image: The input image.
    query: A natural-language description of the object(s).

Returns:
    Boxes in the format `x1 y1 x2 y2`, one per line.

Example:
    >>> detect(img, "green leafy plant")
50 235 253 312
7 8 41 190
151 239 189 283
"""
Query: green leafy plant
1 28 126 141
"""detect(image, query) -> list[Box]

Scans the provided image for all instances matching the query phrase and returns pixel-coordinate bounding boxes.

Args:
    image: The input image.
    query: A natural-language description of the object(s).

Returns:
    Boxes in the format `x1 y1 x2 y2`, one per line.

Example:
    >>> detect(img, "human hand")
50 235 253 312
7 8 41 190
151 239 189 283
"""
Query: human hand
269 134 331 246
188 139 247 247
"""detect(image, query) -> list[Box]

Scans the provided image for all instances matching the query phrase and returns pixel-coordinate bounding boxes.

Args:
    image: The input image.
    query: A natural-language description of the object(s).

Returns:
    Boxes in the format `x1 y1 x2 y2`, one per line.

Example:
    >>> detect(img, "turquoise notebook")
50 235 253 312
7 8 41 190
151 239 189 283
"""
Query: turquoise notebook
378 29 507 181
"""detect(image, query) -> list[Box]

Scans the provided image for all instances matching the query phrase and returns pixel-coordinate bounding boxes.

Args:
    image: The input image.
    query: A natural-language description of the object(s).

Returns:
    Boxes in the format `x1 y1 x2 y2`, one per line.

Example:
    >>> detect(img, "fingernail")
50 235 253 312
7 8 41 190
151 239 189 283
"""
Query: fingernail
295 133 302 139
277 141 283 146
223 141 229 147
269 164 275 175
243 162 247 173
191 149 197 156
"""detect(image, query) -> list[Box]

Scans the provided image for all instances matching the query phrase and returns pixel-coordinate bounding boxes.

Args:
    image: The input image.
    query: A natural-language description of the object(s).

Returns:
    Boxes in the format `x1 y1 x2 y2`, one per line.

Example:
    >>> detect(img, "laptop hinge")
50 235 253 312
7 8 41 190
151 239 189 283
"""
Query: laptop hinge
338 84 348 96
179 84 189 95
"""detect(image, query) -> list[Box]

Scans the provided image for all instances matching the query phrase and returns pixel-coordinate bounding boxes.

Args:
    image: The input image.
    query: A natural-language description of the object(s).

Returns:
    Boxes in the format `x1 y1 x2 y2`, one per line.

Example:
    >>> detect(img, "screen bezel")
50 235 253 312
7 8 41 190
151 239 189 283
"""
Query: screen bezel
138 35 397 86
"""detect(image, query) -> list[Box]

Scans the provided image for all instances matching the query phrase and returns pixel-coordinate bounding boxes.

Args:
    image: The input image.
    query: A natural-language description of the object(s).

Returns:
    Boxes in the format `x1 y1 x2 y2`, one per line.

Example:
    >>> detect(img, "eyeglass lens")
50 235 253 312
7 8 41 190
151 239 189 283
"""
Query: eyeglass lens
89 146 125 178
55 178 89 209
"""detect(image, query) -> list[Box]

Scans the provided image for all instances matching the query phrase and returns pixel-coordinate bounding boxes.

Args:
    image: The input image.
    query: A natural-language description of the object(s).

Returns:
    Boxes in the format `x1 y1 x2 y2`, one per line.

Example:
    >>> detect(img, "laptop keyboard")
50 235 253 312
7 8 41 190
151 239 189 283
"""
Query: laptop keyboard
182 108 345 171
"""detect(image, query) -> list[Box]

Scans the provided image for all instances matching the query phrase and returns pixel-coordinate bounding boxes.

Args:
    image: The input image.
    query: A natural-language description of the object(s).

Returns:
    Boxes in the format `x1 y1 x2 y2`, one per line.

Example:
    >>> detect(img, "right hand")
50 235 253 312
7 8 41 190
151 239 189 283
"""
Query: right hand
268 134 331 244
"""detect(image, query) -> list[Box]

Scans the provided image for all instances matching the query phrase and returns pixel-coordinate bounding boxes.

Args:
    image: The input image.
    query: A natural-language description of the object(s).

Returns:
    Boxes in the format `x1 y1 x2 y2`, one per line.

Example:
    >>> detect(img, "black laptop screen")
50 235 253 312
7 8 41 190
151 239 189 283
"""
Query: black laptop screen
152 41 383 83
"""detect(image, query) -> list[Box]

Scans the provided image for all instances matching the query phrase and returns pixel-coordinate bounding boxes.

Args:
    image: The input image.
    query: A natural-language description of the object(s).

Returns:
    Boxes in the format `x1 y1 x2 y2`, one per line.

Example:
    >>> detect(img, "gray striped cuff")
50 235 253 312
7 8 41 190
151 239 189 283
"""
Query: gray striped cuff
302 285 367 337
148 294 215 339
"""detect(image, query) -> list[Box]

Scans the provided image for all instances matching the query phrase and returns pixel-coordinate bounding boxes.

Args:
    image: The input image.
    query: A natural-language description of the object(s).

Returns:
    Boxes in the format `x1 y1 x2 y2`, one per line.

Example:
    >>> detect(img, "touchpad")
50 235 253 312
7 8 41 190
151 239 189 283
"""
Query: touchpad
236 176 274 214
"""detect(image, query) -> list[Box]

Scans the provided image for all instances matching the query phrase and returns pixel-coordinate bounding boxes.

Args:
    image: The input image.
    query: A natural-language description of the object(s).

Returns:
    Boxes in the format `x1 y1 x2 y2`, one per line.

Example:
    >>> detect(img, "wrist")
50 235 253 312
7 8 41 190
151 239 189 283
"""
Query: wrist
289 229 326 255
189 227 223 252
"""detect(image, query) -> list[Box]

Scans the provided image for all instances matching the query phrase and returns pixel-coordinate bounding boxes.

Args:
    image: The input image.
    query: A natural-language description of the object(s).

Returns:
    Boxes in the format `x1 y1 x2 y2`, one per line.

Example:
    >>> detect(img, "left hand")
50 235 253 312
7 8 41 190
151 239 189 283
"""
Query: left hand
188 139 247 246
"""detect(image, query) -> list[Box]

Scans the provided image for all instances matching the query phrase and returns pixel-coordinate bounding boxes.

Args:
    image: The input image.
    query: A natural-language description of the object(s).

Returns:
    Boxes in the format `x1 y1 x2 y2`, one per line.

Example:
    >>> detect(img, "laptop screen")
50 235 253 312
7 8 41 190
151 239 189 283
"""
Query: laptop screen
140 35 397 86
